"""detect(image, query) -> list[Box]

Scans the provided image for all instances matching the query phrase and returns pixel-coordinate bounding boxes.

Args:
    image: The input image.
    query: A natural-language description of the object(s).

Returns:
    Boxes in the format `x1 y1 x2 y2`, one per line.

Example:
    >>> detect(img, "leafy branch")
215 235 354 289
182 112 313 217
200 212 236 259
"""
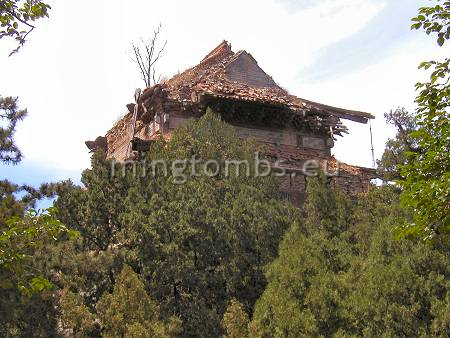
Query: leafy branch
0 0 51 55
411 0 450 46
398 0 450 241
0 207 78 295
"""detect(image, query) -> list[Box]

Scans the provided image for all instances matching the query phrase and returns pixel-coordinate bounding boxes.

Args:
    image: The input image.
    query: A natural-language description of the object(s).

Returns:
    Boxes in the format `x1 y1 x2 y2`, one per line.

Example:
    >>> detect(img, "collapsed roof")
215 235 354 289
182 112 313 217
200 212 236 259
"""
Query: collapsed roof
163 40 374 125
95 40 377 179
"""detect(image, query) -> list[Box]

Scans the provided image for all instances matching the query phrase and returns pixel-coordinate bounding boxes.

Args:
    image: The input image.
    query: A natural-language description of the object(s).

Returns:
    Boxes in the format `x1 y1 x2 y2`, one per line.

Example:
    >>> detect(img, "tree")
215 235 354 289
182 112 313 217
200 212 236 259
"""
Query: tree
222 299 250 338
251 176 353 337
0 287 59 337
59 287 98 338
54 109 294 337
0 95 27 164
0 4 71 336
0 207 75 338
0 0 51 55
59 265 180 338
54 156 129 251
250 180 450 337
0 109 76 334
120 109 292 336
0 207 74 294
0 95 60 228
132 23 167 87
0 179 25 229
377 108 418 181
399 0 450 240
96 265 181 338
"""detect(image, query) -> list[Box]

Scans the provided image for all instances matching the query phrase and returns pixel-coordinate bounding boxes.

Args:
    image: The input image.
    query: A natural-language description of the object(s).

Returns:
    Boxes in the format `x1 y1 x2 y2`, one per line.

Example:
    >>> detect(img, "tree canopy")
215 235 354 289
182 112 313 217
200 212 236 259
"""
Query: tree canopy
377 108 418 182
0 96 27 164
250 178 450 337
398 0 450 241
52 109 295 337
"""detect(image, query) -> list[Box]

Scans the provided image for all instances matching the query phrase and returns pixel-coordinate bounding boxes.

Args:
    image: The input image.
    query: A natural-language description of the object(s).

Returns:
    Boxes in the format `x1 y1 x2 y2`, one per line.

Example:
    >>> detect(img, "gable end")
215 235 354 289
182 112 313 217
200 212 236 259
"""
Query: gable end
225 51 278 88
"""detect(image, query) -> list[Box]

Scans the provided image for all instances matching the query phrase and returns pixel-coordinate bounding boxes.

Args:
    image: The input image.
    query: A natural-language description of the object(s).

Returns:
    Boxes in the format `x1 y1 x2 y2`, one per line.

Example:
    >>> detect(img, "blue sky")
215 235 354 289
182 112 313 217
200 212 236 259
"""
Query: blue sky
298 0 424 81
0 0 447 196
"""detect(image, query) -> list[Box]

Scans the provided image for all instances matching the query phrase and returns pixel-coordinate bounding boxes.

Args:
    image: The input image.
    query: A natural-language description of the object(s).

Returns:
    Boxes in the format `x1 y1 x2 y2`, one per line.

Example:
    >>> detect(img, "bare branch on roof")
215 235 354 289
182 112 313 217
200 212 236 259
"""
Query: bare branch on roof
131 23 167 88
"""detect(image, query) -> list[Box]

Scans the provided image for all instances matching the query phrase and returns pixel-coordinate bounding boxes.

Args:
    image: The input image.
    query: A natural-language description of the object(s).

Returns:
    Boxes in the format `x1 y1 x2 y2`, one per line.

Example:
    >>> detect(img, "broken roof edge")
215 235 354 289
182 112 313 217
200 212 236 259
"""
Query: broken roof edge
167 40 375 124
201 40 233 63
196 90 374 124
299 97 375 124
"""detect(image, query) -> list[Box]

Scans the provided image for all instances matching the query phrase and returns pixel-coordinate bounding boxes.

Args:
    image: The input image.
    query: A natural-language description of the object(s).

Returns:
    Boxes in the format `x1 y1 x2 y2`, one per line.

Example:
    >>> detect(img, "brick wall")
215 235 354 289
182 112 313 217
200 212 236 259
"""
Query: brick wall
225 52 277 88
105 112 375 204
168 116 329 154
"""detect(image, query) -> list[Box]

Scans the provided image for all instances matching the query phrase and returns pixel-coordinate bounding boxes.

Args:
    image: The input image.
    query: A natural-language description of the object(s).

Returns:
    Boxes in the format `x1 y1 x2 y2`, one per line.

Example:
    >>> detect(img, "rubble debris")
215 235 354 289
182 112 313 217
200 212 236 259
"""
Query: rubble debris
85 136 108 153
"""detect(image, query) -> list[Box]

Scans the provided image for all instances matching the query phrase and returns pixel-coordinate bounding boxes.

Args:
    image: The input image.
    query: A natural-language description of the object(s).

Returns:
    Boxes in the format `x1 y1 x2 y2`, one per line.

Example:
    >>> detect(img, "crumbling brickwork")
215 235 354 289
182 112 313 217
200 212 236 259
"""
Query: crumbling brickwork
90 40 377 204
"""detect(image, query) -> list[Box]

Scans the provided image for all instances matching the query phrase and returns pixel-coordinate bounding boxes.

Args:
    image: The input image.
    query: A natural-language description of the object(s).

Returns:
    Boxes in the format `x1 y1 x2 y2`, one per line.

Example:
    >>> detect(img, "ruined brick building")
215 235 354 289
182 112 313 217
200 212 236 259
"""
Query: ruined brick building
87 41 376 205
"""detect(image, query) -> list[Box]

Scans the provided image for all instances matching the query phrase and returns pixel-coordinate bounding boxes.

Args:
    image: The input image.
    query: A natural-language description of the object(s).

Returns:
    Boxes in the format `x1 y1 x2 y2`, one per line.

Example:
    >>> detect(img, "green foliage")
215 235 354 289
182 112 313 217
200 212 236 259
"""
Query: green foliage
377 108 418 181
59 265 181 338
411 0 450 46
222 299 250 338
59 287 98 337
55 160 129 251
120 109 291 336
302 174 352 236
96 265 181 338
398 1 450 240
0 206 75 337
0 96 27 164
0 288 59 337
251 179 450 337
0 178 65 229
54 109 294 337
0 0 51 55
0 98 74 335
48 240 121 309
0 207 75 295
0 179 25 229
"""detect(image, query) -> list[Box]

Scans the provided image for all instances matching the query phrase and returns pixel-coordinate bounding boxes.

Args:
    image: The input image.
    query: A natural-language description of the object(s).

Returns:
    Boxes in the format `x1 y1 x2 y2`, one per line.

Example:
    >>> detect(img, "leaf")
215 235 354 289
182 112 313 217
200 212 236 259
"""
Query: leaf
0 278 14 289
68 229 80 239
30 276 52 292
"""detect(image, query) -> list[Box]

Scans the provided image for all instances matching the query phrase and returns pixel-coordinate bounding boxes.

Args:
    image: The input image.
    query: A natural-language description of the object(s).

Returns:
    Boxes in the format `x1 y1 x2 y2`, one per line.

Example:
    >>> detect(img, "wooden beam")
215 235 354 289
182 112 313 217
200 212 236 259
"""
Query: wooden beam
297 98 374 124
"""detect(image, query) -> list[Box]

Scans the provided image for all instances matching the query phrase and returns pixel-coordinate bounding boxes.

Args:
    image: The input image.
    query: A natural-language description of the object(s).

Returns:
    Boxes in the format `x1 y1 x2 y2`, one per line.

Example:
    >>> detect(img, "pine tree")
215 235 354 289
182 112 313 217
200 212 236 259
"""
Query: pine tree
250 181 450 337
0 96 27 164
96 265 181 338
59 288 98 337
222 299 250 338
54 109 295 336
